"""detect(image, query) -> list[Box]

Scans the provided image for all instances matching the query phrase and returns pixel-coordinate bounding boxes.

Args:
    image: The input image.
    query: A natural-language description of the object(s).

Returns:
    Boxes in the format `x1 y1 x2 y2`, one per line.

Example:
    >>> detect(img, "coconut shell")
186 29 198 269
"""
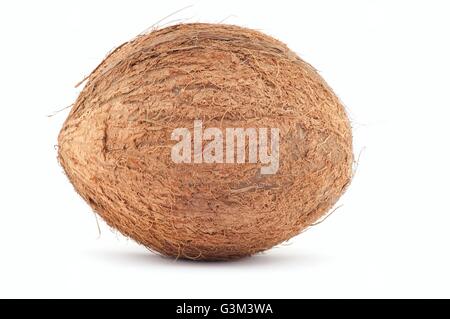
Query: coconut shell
58 23 353 260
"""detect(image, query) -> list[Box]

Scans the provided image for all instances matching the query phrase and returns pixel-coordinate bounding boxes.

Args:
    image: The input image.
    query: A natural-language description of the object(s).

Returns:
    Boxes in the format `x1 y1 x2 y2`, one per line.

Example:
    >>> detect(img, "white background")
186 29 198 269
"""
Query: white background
0 0 449 298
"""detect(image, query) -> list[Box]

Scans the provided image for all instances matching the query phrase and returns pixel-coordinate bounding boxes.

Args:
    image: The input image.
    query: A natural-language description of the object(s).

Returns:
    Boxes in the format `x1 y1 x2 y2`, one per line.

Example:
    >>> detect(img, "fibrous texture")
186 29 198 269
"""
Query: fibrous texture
58 23 353 260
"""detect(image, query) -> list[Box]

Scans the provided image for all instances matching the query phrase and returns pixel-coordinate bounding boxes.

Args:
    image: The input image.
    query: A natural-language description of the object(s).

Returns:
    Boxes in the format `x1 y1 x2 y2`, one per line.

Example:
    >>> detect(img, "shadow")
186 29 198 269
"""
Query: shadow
85 247 329 269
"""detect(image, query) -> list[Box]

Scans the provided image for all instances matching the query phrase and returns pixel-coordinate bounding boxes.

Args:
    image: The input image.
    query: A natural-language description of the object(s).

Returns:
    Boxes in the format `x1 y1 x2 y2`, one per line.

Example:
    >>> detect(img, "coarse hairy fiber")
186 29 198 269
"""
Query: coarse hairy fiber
58 23 353 260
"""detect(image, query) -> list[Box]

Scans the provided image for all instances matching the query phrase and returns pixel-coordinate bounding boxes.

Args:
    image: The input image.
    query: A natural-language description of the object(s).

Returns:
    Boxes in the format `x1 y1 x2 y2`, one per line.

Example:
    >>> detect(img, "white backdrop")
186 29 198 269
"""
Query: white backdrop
0 0 449 298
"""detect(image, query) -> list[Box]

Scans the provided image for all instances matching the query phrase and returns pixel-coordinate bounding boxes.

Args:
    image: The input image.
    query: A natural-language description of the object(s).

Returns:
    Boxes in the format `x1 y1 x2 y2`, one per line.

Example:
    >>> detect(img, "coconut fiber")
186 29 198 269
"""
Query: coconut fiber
58 23 353 260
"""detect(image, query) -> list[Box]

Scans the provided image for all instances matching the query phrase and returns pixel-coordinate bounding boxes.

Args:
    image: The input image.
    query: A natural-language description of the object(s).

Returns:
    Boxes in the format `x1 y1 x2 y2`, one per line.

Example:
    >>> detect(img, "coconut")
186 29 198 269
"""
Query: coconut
58 23 353 260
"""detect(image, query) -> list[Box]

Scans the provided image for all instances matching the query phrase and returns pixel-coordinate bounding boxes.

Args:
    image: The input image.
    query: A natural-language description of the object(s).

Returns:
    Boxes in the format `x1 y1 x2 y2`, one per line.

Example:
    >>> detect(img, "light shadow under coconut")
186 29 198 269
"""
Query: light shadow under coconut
86 248 329 269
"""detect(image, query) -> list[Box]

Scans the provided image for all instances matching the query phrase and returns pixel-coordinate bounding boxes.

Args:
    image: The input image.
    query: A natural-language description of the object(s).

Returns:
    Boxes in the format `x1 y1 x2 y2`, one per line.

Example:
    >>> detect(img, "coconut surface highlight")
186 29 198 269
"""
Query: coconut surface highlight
58 23 353 260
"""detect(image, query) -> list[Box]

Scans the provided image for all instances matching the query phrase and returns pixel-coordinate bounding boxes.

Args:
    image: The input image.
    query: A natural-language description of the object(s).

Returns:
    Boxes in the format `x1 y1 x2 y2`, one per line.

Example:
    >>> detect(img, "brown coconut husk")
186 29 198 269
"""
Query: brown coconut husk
58 23 353 260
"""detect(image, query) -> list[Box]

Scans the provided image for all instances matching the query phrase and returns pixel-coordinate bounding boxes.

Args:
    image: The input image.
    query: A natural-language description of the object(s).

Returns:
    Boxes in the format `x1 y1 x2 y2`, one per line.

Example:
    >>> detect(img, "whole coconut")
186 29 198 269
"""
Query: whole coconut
58 23 352 260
